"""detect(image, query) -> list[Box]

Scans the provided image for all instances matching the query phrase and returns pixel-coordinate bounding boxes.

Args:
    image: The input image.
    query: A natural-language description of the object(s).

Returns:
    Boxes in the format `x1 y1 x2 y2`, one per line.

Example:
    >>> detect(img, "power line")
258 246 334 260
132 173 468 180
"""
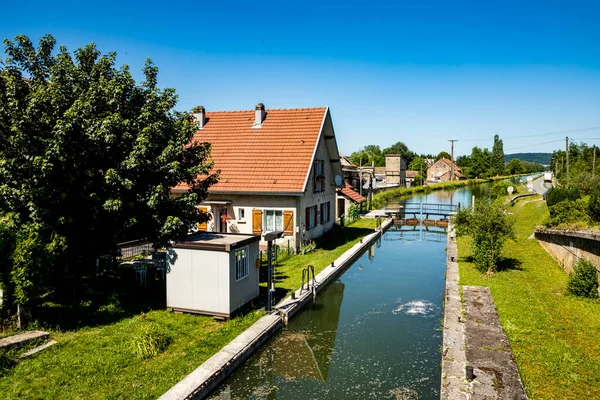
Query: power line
504 139 564 152
459 126 600 142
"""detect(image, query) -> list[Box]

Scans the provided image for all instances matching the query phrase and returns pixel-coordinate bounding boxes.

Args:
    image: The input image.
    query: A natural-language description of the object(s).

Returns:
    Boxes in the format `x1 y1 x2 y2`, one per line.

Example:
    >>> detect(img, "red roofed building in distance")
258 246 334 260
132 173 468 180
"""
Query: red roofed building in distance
172 104 344 250
426 157 466 182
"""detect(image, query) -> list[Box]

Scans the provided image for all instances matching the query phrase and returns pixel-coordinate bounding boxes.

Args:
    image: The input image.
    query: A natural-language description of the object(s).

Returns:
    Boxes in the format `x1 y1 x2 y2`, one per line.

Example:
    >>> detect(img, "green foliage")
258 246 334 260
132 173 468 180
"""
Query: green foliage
546 187 581 207
489 181 518 200
453 199 515 273
436 151 451 161
408 156 428 173
131 321 172 360
545 199 589 227
348 202 361 221
588 190 600 222
507 158 523 175
300 241 316 255
551 143 598 186
572 171 600 196
491 134 505 176
0 34 218 313
567 259 599 299
505 152 551 165
414 175 424 186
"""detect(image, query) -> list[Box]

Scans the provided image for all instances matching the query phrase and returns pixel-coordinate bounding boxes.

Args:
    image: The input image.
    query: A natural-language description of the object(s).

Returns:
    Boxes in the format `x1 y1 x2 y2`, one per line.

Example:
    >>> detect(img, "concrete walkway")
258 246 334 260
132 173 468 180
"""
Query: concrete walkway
463 286 527 400
440 224 470 400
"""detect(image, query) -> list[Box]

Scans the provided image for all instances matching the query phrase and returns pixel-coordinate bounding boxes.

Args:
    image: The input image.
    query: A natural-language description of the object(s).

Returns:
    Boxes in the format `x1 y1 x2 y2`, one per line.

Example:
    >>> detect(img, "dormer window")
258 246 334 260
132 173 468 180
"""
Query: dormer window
313 160 325 192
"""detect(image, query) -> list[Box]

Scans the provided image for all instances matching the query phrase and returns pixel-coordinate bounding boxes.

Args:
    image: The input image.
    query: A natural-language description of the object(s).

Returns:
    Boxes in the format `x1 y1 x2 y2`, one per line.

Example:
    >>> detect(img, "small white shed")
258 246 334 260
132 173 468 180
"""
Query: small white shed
166 232 261 318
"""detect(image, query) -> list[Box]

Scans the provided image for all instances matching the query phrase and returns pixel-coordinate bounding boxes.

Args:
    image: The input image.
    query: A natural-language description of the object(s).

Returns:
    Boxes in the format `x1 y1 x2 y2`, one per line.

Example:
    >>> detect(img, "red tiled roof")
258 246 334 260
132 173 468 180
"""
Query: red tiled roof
175 107 328 193
338 182 366 203
439 157 462 172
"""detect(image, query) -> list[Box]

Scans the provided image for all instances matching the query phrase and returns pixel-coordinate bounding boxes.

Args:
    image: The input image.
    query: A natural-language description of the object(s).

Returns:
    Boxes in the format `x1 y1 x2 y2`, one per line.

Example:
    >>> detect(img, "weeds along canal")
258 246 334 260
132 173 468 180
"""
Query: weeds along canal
208 180 518 400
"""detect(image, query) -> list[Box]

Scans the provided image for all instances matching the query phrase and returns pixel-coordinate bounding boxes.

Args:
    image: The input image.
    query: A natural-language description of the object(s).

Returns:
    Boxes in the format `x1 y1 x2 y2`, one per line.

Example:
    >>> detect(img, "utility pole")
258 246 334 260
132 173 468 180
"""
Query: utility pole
593 145 597 177
566 136 570 187
448 139 458 181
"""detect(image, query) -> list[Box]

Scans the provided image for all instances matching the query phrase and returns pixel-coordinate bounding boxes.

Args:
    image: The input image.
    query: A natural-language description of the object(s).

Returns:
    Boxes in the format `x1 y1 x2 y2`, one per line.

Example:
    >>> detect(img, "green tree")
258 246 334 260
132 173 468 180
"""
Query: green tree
468 146 492 178
507 158 523 175
436 151 451 161
0 34 218 314
408 156 428 175
453 199 515 274
349 145 384 166
382 141 416 166
492 134 505 176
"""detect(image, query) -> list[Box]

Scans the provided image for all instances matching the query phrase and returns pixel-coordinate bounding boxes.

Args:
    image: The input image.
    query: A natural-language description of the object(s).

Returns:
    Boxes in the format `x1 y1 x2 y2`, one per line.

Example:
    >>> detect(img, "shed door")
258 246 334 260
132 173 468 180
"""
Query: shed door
252 209 263 235
283 210 294 235
198 207 208 231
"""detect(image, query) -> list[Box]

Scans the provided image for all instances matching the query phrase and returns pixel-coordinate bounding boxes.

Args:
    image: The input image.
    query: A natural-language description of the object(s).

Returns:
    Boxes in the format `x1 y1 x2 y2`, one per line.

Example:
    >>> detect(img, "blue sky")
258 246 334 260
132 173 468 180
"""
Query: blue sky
3 0 600 156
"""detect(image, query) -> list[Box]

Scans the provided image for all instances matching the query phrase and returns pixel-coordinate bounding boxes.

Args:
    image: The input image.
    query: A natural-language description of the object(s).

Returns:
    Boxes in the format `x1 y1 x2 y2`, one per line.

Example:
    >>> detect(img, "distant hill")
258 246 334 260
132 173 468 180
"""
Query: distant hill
505 152 551 165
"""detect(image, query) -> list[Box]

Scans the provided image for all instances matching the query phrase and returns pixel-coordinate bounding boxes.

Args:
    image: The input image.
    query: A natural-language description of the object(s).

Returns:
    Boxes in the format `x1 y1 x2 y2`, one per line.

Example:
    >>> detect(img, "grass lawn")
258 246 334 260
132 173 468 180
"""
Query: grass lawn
0 309 263 399
266 218 377 302
0 219 378 399
457 196 600 399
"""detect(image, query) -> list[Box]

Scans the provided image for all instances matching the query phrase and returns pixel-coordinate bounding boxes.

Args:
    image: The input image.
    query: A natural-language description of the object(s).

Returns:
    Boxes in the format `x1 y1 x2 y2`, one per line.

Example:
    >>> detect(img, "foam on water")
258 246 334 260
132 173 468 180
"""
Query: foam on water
392 300 435 316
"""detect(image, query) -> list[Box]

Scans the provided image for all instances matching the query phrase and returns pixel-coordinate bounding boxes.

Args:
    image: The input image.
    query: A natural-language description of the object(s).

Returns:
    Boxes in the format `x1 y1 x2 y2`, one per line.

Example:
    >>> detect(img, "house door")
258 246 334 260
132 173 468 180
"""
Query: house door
337 198 345 219
214 207 226 233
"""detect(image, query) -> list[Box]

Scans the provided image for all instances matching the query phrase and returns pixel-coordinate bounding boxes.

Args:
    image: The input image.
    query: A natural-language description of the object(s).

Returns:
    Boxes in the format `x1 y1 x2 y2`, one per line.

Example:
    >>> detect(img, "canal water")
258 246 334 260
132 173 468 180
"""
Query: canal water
208 179 525 400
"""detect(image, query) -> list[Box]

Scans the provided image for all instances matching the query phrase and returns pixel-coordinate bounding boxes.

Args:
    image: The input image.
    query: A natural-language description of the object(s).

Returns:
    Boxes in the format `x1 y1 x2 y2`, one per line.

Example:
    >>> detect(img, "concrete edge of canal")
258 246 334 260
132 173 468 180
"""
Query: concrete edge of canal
159 218 394 400
440 222 471 400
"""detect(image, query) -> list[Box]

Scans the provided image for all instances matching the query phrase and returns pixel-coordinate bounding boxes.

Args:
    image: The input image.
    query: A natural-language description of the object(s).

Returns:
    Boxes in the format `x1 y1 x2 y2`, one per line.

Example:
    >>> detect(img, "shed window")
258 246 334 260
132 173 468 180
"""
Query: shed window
235 246 249 281
264 210 283 231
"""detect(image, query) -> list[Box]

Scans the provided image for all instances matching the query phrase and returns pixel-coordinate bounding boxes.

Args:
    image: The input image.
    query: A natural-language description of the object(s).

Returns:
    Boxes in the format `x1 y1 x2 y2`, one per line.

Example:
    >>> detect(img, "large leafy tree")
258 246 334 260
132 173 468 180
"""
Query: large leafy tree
491 134 505 176
0 35 217 314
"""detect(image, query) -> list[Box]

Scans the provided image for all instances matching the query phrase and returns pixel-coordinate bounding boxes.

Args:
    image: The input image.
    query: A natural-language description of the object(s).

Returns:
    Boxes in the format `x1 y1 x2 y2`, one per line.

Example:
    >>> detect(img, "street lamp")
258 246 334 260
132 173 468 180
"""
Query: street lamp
263 230 284 312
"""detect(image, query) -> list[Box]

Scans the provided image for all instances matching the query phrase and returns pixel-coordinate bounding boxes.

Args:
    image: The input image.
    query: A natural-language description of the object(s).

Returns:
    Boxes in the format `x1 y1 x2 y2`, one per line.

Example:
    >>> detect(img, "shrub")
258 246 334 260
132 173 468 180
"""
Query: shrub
414 175 424 186
546 187 581 207
300 241 316 255
567 259 599 298
544 199 589 227
572 171 600 196
131 322 171 360
588 190 600 222
490 181 518 200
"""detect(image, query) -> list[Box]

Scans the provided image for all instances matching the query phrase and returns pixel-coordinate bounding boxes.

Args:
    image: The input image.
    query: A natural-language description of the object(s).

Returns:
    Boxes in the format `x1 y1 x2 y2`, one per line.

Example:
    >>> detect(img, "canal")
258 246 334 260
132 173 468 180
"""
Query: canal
208 179 525 400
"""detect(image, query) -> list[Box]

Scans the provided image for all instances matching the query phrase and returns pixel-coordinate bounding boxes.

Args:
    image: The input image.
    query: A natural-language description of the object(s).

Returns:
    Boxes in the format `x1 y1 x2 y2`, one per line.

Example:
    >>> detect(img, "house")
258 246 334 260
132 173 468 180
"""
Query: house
427 158 466 182
166 232 260 318
172 104 344 250
340 153 360 188
336 182 367 220
405 170 419 186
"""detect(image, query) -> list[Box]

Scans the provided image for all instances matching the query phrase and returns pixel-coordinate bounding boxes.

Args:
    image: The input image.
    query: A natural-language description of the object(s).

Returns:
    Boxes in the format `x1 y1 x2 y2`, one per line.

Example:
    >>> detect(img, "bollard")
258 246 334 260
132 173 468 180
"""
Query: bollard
466 365 475 380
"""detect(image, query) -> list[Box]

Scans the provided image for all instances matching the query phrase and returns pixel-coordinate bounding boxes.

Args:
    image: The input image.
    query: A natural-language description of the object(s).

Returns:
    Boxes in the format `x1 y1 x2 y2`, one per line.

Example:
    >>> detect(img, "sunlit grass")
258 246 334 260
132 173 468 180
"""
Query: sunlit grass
458 196 600 399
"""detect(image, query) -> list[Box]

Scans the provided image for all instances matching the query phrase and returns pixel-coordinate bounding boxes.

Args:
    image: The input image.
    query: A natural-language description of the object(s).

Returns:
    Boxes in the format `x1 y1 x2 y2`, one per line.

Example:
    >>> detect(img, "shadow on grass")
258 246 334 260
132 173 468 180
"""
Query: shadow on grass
461 255 523 272
316 225 374 251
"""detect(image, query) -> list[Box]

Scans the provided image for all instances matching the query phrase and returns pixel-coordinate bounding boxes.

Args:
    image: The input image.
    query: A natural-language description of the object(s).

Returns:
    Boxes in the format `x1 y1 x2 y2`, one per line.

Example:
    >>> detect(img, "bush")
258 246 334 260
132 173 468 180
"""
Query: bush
131 322 171 360
546 187 581 207
567 259 599 298
490 181 518 200
414 175 424 186
589 190 600 222
544 199 589 227
572 171 600 196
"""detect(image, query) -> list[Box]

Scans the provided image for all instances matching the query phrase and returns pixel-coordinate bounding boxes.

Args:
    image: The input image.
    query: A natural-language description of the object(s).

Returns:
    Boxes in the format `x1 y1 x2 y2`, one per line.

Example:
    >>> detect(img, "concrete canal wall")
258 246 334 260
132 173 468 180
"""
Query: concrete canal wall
159 218 393 400
535 228 600 278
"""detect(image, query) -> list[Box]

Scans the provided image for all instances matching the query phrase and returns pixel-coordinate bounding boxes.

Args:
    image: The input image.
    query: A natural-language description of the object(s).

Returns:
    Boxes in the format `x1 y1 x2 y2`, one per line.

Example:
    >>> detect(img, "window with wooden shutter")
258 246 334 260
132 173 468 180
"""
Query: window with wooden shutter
327 202 331 223
320 203 324 224
283 210 294 235
314 205 319 227
197 207 208 231
252 209 263 235
305 207 311 230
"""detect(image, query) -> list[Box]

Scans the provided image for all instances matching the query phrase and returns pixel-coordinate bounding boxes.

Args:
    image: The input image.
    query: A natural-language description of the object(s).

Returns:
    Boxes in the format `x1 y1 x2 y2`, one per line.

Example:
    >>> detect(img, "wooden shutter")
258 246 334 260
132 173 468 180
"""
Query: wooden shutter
252 209 263 235
283 210 294 235
197 207 208 231
320 204 324 224
327 202 331 222
320 160 325 192
305 207 311 230
314 205 319 227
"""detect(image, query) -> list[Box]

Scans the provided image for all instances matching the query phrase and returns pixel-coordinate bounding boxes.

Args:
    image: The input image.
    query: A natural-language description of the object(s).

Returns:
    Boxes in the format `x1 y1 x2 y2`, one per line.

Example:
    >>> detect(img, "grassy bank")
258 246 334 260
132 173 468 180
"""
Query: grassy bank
457 196 600 399
372 175 524 209
267 218 377 301
0 219 378 399
0 309 263 399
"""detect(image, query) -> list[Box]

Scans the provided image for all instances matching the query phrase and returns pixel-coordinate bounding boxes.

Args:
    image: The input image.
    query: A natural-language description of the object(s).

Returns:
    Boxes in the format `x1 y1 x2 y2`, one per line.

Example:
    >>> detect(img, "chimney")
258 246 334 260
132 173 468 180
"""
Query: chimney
192 106 206 129
253 103 266 128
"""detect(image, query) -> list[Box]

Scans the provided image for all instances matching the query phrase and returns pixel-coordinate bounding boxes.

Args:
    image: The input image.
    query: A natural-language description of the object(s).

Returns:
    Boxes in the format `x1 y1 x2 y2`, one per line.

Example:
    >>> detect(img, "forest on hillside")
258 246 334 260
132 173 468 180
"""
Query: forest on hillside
505 152 551 165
